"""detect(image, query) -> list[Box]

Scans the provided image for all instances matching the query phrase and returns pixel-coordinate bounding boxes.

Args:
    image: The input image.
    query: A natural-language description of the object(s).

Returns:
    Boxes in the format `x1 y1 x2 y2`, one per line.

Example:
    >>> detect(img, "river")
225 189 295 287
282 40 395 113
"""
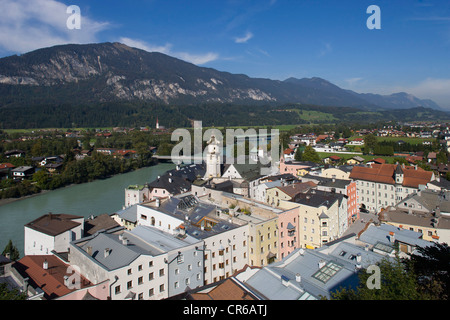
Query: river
0 163 175 256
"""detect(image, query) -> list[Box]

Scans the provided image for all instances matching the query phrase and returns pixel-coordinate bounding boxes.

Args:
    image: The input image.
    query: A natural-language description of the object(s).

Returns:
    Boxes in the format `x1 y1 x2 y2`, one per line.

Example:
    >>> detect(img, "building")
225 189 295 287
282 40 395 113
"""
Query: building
379 189 450 243
232 234 385 300
125 185 150 207
280 190 348 250
266 181 317 207
69 225 203 300
349 163 435 213
11 166 35 181
0 163 15 180
301 174 359 224
346 156 365 165
13 254 108 300
148 173 192 200
279 158 321 177
135 195 250 285
24 213 84 256
112 204 139 230
204 135 222 179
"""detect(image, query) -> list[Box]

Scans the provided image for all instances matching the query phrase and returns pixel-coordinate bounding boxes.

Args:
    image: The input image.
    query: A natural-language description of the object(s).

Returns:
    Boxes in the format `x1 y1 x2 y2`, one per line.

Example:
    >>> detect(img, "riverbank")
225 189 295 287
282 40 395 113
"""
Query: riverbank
0 190 51 208
0 161 162 208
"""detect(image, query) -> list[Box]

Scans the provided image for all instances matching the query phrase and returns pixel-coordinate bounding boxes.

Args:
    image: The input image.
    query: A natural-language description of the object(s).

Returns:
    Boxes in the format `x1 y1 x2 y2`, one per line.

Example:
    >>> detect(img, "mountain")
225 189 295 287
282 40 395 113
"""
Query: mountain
0 42 443 111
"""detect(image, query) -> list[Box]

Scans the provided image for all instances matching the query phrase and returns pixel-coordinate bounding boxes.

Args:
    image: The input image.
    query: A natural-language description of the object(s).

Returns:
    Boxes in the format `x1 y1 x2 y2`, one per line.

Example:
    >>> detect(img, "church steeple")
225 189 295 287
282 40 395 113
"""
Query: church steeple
204 135 221 179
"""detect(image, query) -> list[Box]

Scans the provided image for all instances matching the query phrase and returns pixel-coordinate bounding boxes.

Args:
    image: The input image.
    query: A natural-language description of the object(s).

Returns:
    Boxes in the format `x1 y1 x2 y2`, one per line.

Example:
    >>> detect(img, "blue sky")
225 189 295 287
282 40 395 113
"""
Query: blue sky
1 0 450 108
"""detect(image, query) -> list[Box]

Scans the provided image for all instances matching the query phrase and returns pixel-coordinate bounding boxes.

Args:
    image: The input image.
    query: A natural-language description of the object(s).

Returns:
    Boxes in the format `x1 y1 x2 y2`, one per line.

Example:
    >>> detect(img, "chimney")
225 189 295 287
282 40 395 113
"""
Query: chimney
43 259 48 270
104 248 111 258
169 178 173 183
122 237 129 246
299 248 305 256
356 253 362 264
86 246 93 256
318 260 326 269
295 273 302 283
389 231 395 243
156 198 160 208
5 252 10 260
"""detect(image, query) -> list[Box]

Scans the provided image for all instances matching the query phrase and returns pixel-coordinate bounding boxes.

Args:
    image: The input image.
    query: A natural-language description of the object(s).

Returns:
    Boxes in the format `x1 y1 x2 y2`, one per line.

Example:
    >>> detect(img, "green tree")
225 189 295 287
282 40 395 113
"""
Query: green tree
2 240 20 261
32 170 50 189
301 145 321 163
405 243 450 300
0 283 27 300
363 134 378 154
294 147 303 161
330 258 429 300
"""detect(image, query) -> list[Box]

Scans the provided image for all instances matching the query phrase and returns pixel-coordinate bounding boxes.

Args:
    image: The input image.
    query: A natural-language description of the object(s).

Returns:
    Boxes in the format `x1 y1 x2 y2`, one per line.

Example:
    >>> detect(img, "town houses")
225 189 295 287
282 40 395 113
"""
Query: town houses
1 130 446 301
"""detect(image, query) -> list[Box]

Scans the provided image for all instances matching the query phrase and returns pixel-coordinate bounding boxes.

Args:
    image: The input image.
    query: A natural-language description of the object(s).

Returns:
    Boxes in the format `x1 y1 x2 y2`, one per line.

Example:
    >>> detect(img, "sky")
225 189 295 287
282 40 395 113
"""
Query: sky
1 0 450 109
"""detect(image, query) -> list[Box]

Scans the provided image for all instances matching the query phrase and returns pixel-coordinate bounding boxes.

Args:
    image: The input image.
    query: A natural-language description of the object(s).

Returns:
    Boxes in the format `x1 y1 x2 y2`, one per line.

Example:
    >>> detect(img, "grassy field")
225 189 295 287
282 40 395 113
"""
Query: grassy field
289 109 337 122
348 135 435 145
317 152 398 164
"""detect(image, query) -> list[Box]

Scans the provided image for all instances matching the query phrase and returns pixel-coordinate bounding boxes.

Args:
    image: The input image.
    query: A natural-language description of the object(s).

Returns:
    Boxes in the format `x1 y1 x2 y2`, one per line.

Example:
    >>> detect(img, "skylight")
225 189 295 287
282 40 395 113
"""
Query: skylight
312 261 343 283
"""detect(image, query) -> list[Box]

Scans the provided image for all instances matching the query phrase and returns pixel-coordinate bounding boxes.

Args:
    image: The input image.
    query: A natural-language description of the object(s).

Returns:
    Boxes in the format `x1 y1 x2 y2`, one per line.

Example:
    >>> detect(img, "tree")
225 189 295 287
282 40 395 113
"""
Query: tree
2 240 20 261
32 170 50 189
294 147 303 161
330 258 429 300
405 243 450 300
301 145 321 163
0 283 27 300
363 134 378 154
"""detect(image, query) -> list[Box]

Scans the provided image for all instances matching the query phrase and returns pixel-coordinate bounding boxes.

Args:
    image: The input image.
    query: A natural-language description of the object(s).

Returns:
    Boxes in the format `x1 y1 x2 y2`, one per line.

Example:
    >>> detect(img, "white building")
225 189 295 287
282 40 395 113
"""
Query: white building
69 225 203 300
24 214 84 256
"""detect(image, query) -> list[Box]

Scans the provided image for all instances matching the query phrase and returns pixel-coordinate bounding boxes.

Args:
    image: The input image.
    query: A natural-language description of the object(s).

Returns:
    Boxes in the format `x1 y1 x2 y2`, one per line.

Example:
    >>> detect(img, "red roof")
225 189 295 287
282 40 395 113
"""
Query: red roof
350 164 433 188
14 255 93 299
0 163 15 169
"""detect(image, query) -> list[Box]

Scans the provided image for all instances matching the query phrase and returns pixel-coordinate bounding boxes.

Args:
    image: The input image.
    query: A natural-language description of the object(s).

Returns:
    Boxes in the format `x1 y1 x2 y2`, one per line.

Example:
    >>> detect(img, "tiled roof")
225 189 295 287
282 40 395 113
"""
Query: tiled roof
25 214 83 236
14 255 92 299
349 164 433 188
276 181 317 198
190 278 257 300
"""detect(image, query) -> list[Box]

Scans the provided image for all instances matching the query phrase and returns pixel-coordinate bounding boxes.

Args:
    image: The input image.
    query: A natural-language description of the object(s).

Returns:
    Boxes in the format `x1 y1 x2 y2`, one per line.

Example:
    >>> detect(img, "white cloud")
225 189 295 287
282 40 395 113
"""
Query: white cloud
119 37 219 65
234 31 254 44
0 0 110 54
345 77 363 87
318 42 332 57
403 78 450 109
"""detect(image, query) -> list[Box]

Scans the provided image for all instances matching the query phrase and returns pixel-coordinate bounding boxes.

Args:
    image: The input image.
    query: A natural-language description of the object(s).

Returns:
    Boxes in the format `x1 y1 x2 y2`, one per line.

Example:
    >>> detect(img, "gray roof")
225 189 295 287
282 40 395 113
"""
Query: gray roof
302 174 351 190
359 224 433 249
291 189 345 209
115 205 138 223
142 195 242 240
243 240 388 300
75 224 200 271
79 232 141 271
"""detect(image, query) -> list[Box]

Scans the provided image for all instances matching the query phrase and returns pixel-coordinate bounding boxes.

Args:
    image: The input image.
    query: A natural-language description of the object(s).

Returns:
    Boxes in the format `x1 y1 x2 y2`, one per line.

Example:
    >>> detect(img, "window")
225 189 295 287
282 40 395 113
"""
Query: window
149 288 154 297
115 285 121 294
127 268 132 275
149 272 154 280
138 265 143 271
138 276 143 285
177 254 184 264
312 261 343 283
149 261 153 267
159 284 165 292
127 281 133 289
159 268 165 276
174 282 179 289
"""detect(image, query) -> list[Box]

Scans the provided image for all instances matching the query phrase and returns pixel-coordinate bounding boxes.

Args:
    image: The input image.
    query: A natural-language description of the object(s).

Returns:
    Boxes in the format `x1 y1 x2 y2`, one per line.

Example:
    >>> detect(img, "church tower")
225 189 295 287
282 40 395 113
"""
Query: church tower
204 135 221 179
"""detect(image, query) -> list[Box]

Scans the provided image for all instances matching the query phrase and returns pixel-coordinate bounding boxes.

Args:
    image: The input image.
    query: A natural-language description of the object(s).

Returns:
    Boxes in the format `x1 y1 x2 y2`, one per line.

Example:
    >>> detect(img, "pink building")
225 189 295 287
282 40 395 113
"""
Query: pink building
277 207 300 259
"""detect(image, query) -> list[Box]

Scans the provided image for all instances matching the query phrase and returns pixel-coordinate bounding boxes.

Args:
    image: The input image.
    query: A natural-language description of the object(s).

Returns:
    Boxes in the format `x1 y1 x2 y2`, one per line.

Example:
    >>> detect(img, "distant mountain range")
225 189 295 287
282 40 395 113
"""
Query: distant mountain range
0 42 442 110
